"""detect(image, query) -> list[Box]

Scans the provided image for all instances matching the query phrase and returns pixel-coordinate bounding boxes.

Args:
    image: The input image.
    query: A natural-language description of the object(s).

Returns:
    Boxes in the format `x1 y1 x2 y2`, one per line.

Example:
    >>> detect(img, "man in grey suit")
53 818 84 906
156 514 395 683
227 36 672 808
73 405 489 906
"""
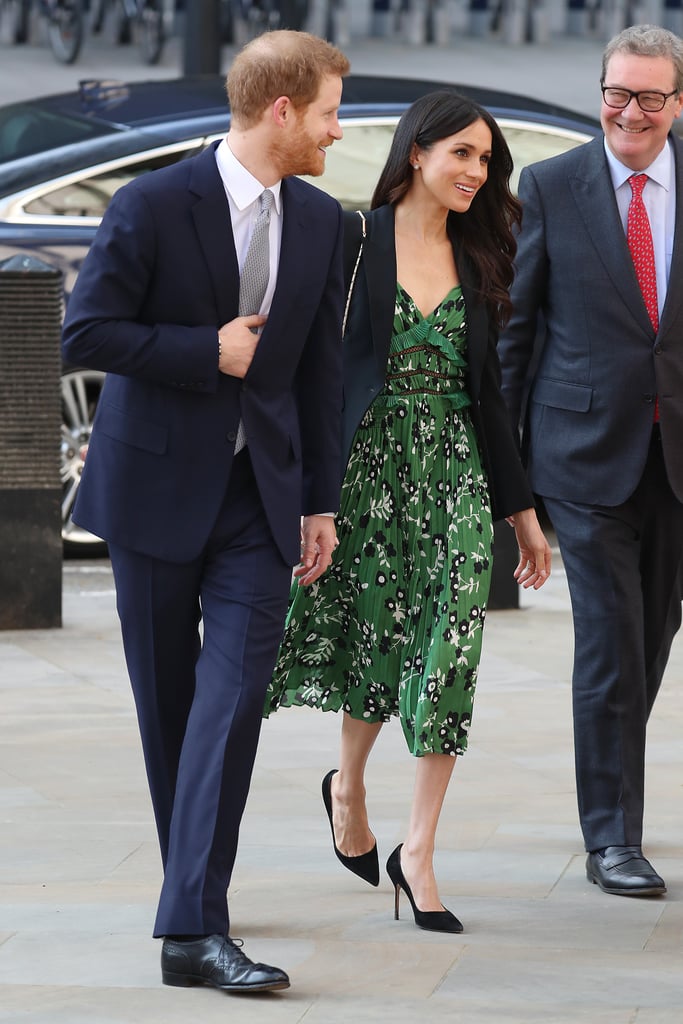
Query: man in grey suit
499 24 683 896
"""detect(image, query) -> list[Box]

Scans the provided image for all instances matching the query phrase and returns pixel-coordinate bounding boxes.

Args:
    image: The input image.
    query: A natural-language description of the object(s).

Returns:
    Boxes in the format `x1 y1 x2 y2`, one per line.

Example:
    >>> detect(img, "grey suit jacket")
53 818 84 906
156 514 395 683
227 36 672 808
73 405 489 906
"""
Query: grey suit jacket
499 134 683 506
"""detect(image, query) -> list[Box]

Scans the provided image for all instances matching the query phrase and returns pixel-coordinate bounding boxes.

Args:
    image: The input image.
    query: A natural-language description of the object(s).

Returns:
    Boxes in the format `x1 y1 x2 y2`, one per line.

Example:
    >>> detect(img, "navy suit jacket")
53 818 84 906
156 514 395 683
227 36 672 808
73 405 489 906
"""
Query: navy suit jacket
341 204 533 521
62 143 345 565
499 135 683 506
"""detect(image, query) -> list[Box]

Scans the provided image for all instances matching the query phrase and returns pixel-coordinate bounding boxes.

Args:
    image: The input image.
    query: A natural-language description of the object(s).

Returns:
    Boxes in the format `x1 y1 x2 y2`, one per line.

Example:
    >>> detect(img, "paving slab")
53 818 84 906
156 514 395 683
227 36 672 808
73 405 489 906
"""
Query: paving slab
1 546 682 1023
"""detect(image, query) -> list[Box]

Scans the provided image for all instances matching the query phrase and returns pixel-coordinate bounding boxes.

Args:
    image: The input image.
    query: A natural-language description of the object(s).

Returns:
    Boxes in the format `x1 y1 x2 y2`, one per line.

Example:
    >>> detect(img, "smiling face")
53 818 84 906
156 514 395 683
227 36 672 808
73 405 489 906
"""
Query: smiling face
412 118 492 212
601 52 683 170
274 73 343 178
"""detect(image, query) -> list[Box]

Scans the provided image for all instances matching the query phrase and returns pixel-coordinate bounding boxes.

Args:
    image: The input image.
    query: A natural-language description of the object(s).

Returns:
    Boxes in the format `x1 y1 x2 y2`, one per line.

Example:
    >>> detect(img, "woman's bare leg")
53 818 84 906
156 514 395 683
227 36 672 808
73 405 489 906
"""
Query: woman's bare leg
330 712 382 857
399 753 456 911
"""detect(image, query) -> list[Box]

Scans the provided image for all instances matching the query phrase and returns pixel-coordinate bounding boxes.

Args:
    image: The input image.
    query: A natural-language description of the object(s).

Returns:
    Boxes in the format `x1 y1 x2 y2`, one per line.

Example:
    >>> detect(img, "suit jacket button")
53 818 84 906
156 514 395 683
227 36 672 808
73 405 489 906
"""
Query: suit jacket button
227 431 236 442
654 343 663 354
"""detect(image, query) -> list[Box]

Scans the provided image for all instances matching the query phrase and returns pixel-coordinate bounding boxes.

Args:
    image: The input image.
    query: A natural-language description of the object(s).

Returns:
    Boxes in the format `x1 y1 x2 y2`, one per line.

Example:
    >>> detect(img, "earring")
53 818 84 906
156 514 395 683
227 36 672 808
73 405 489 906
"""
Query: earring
413 164 419 170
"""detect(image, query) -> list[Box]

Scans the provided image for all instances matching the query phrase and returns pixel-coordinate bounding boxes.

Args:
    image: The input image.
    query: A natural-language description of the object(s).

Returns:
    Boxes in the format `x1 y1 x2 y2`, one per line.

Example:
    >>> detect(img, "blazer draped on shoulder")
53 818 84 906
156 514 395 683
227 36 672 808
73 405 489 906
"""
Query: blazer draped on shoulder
340 204 533 521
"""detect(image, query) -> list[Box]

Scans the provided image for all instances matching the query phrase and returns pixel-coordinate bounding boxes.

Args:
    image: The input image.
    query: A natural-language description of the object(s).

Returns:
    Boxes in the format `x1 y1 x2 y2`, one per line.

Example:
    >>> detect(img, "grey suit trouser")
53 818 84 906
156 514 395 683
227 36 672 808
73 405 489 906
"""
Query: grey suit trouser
544 427 683 851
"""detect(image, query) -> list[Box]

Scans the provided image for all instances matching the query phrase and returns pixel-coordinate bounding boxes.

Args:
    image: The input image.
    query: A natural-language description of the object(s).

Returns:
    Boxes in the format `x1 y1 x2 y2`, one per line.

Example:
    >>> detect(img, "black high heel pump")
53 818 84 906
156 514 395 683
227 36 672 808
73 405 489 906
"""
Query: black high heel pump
321 770 380 887
386 844 463 933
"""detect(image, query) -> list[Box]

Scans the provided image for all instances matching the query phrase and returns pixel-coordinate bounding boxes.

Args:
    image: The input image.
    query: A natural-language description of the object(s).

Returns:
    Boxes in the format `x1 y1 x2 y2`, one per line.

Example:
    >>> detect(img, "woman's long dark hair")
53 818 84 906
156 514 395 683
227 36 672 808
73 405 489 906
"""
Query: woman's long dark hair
371 91 522 327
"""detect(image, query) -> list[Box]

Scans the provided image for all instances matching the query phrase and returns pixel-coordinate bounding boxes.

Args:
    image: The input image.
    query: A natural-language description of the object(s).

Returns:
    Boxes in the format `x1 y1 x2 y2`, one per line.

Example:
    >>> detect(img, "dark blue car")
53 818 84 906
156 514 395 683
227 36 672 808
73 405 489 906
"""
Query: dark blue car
0 73 600 552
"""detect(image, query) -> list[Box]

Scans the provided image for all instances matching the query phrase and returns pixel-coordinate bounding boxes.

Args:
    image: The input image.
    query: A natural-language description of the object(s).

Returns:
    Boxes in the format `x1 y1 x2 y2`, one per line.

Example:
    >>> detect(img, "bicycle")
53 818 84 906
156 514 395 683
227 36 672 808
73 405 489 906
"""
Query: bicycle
91 0 164 65
42 0 84 62
0 0 84 63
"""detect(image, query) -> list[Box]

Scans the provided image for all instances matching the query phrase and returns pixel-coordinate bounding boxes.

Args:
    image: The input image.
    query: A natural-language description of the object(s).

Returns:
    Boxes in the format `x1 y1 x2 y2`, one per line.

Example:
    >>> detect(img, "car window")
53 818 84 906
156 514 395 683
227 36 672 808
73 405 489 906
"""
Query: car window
0 104 113 162
497 120 594 193
301 118 594 207
19 143 205 220
6 118 594 223
302 121 397 209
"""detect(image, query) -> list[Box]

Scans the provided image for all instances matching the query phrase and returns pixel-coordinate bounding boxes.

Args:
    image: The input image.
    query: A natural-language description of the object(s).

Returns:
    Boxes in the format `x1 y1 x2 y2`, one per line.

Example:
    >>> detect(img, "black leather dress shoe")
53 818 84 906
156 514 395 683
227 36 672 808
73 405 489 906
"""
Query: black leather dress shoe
161 934 290 992
586 846 666 896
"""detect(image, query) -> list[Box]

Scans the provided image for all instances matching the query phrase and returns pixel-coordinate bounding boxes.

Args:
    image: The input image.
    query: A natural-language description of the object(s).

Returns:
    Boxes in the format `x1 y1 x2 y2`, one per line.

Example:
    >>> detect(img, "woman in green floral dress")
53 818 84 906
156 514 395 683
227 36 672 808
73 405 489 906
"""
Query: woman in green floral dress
265 92 551 932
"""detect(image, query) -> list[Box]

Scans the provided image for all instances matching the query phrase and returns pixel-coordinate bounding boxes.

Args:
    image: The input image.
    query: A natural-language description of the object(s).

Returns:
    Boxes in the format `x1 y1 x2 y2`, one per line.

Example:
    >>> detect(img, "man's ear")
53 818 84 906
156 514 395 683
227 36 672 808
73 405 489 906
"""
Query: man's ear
272 95 292 126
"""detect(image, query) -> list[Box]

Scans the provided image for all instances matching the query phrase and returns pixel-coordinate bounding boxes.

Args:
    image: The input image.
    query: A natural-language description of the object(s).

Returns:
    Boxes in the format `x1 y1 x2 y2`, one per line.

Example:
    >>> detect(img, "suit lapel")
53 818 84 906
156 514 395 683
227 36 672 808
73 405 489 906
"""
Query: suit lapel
364 205 398 373
659 135 683 335
189 143 240 325
445 222 487 396
569 139 654 335
462 290 487 399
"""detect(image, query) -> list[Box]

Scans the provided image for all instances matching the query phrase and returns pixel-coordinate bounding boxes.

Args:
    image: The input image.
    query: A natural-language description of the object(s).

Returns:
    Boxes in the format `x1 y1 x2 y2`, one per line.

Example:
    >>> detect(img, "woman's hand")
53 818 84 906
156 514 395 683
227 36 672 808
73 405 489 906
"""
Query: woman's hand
505 508 552 589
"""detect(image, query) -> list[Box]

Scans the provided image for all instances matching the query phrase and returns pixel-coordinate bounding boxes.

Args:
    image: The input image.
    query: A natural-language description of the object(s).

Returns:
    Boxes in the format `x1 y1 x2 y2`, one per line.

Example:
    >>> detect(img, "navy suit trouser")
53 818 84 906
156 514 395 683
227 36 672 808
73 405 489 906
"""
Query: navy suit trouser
544 428 683 852
109 450 292 938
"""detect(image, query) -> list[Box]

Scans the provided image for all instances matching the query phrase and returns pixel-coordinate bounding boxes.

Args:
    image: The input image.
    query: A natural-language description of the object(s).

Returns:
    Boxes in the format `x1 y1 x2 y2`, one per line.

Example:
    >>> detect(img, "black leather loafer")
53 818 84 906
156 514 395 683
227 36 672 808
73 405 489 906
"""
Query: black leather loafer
586 846 666 896
161 934 290 992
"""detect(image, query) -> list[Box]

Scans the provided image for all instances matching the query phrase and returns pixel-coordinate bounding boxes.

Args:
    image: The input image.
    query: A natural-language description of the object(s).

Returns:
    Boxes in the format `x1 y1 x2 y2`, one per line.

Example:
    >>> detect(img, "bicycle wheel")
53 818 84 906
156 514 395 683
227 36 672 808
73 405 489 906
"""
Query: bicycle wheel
0 0 31 44
46 0 84 63
138 0 163 65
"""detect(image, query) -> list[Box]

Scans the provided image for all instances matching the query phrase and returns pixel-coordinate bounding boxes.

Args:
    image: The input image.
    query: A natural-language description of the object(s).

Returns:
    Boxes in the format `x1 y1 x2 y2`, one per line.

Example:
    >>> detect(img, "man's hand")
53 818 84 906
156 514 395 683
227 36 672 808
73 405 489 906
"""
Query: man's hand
505 508 552 590
218 314 267 378
294 515 338 586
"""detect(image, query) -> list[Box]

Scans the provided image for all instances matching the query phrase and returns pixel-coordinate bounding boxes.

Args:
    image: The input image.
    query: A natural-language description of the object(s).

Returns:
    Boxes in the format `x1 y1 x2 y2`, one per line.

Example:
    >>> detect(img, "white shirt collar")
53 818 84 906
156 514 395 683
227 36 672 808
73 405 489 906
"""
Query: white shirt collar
603 135 674 192
215 137 282 213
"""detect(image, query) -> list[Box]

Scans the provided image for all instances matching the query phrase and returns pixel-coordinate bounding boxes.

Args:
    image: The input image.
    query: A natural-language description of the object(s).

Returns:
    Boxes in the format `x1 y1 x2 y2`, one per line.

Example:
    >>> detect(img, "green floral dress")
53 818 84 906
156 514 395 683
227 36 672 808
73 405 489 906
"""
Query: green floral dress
264 283 494 756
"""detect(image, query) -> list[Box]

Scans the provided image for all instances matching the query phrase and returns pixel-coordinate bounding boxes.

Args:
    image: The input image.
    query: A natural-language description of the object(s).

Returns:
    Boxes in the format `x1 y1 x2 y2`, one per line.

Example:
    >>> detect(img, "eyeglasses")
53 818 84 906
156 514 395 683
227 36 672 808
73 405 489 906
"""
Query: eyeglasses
601 85 679 112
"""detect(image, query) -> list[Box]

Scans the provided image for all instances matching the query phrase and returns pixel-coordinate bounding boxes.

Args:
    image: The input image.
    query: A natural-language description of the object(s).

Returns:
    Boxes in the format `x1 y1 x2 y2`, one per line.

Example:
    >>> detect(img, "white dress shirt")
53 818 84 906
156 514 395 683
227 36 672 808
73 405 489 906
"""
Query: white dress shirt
214 139 334 519
215 137 283 317
604 137 676 320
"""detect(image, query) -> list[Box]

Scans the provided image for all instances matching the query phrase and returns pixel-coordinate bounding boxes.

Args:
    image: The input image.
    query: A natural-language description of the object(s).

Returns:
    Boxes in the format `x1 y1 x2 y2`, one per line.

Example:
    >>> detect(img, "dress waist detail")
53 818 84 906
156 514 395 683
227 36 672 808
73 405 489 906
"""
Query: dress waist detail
382 318 470 409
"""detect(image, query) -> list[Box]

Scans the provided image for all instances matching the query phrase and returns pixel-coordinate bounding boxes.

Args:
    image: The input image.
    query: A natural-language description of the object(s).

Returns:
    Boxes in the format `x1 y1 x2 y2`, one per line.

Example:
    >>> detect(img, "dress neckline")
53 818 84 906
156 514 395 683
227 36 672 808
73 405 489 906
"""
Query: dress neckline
397 281 461 321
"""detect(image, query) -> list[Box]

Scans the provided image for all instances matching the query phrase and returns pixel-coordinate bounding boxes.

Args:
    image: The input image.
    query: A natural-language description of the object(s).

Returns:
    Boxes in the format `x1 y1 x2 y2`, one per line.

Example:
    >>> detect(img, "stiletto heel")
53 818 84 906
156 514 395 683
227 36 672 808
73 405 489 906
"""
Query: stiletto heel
386 844 463 933
322 770 380 887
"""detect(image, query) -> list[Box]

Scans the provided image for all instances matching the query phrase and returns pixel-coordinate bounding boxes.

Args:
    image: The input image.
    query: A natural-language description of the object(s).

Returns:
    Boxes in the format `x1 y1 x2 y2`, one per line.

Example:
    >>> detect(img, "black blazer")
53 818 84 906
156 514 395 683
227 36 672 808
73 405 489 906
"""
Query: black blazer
340 204 533 521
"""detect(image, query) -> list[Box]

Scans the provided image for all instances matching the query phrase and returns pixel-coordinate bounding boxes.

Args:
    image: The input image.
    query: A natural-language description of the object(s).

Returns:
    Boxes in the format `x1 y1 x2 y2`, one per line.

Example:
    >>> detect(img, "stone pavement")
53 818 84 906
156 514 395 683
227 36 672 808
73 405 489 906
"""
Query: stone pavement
1 543 682 1024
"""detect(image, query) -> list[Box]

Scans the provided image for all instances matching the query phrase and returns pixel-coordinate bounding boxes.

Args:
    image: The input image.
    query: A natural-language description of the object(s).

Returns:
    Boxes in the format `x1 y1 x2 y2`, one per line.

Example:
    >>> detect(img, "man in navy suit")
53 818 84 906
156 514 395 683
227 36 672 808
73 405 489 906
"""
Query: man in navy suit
62 30 349 992
499 25 683 897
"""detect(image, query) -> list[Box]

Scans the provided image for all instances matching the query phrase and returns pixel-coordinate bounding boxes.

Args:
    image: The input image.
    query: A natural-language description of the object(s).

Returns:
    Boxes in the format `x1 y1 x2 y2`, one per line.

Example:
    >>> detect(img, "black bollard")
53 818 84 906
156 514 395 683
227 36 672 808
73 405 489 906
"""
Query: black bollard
183 0 222 76
0 255 62 629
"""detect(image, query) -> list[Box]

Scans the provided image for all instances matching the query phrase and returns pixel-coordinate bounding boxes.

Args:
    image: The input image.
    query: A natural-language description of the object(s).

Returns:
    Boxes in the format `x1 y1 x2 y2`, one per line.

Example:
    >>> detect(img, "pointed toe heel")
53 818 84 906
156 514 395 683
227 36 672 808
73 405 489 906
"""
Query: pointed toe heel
386 844 463 934
322 769 380 887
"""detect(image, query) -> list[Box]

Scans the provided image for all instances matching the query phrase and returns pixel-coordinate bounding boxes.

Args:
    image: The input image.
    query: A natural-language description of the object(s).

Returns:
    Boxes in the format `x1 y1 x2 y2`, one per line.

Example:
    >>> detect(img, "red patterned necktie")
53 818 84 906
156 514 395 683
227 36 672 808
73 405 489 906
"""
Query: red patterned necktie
627 173 659 419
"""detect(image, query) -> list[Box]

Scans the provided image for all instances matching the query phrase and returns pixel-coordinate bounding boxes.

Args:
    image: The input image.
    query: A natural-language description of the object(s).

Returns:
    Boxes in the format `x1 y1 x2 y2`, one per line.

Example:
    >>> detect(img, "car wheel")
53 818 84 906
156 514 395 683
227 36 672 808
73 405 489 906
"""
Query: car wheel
61 367 107 557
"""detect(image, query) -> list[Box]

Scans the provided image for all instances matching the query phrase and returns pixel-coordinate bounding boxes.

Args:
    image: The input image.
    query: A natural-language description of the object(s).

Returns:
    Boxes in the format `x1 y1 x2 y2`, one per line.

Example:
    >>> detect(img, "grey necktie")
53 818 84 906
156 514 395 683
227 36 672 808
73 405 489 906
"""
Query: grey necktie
235 188 274 453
